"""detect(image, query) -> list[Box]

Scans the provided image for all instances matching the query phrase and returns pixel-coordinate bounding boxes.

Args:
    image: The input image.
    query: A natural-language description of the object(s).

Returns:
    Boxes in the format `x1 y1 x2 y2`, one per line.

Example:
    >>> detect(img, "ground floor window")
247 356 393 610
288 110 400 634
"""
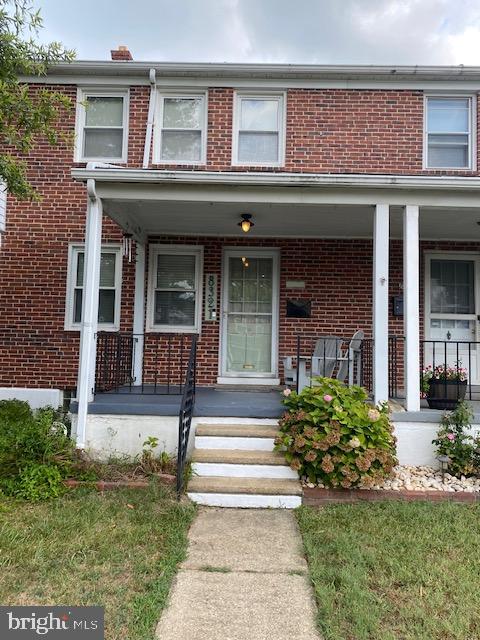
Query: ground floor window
147 244 203 332
65 244 122 331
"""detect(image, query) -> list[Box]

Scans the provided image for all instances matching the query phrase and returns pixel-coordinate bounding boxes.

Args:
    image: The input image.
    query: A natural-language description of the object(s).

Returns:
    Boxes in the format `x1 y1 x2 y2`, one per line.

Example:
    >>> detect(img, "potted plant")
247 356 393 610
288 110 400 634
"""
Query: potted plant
421 364 468 410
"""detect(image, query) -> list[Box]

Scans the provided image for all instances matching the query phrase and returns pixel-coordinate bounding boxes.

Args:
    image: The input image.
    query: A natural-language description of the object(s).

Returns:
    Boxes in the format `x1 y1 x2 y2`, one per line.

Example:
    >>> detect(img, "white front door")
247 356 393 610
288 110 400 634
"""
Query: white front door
425 254 480 384
220 249 279 382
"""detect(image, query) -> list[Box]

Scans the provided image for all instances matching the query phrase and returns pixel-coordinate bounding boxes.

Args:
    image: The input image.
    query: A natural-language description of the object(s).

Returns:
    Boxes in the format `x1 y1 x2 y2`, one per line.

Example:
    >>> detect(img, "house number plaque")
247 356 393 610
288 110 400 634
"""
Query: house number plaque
204 273 218 321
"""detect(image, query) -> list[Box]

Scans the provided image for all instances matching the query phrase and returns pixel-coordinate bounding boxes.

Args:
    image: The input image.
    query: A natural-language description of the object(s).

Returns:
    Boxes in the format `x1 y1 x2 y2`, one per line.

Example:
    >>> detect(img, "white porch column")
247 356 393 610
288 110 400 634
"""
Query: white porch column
76 180 103 448
403 205 420 411
133 243 146 385
373 203 390 404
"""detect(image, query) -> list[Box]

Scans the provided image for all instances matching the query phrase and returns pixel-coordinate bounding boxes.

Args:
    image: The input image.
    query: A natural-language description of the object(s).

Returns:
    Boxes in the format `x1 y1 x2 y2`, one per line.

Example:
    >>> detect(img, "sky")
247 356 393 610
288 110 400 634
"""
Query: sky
36 0 480 65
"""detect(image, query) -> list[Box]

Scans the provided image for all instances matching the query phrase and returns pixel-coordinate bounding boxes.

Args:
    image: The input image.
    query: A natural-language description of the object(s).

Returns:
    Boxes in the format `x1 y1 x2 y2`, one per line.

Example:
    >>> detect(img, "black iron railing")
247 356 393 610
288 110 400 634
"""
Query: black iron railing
290 334 373 395
177 334 197 497
389 335 478 400
95 332 195 395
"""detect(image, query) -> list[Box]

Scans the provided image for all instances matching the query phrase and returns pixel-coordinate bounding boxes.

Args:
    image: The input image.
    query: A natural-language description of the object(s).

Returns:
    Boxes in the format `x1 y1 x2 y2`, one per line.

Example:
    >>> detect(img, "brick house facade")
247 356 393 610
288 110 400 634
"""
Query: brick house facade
2 52 480 441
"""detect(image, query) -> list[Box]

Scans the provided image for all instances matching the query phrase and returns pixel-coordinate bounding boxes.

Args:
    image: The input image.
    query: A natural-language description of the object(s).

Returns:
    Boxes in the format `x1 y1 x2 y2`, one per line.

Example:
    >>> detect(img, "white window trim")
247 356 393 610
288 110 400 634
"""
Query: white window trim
146 244 203 333
153 91 208 165
232 91 286 168
423 94 476 171
65 243 123 331
75 88 129 163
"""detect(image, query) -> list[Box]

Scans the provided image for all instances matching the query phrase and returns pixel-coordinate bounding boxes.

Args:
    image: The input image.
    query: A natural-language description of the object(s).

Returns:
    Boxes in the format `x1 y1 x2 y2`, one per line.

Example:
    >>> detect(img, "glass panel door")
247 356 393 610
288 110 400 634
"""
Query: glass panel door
427 257 479 384
222 252 277 376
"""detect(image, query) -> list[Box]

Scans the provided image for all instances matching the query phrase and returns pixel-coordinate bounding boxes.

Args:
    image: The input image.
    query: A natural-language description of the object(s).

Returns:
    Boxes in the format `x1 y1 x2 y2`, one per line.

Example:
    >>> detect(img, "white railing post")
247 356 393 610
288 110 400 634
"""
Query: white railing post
133 243 146 385
76 181 103 448
373 203 390 404
403 205 420 411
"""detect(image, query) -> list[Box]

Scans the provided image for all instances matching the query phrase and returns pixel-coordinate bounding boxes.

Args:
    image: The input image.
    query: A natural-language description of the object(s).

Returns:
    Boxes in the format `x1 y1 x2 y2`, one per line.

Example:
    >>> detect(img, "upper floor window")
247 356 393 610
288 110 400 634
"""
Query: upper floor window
65 244 122 331
233 93 285 166
425 96 475 169
76 89 129 162
147 245 203 333
155 93 207 164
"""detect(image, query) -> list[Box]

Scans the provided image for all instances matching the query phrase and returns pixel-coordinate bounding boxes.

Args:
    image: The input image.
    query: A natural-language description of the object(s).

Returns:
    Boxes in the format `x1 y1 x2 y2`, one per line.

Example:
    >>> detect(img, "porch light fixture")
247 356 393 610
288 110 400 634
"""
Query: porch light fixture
238 213 254 233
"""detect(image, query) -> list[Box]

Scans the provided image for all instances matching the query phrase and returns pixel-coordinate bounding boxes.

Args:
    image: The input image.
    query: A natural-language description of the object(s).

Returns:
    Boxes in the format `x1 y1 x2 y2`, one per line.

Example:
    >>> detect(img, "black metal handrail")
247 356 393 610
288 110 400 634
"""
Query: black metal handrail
95 332 193 395
177 334 197 497
389 335 479 400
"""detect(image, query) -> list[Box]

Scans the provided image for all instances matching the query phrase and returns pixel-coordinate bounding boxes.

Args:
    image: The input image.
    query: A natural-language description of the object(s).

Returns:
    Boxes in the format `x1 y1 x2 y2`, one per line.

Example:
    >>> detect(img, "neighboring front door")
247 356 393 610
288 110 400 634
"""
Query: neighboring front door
220 249 279 382
426 254 480 384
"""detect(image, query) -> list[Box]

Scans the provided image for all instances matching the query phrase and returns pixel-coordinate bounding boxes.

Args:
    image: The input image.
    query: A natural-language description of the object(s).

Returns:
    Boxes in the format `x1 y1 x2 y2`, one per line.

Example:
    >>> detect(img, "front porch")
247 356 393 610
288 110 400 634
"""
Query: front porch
69 168 480 455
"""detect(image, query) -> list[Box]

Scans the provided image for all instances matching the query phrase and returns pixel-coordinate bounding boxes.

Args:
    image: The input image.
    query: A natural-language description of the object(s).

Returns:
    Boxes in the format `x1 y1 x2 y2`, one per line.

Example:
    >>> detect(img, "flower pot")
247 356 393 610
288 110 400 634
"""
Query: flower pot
426 379 467 410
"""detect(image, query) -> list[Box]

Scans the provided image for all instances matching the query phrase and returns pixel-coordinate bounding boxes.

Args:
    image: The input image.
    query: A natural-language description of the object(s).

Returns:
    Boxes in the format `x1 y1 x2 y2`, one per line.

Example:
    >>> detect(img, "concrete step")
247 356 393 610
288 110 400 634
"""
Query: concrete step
195 424 280 438
195 436 276 451
188 476 302 496
192 449 287 465
187 475 302 508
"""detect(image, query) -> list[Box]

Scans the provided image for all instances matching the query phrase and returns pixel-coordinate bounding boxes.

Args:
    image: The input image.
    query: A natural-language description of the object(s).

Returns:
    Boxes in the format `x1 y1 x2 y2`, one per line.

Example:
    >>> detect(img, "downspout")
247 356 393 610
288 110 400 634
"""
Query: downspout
143 68 157 168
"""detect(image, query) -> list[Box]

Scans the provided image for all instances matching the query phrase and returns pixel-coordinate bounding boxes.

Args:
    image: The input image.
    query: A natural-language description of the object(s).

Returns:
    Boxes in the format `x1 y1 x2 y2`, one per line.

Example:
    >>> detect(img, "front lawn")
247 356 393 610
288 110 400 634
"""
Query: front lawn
0 483 196 640
297 502 480 640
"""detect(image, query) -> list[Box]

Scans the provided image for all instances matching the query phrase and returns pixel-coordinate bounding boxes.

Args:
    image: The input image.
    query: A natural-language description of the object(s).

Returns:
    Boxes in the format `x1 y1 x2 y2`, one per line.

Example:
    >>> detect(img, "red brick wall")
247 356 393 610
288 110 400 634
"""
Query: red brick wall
152 88 479 175
1 80 480 391
141 236 479 386
0 85 137 390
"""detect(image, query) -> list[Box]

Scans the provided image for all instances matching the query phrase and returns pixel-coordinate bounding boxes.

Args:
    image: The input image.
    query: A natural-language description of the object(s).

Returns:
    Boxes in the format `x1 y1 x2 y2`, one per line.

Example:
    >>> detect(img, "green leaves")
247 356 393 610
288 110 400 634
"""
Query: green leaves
0 0 75 198
0 399 74 499
277 378 397 488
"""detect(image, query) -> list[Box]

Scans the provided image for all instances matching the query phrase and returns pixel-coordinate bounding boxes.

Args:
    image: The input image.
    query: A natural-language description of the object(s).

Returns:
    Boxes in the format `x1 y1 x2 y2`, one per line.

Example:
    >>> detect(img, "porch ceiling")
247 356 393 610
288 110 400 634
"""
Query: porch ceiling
101 198 480 241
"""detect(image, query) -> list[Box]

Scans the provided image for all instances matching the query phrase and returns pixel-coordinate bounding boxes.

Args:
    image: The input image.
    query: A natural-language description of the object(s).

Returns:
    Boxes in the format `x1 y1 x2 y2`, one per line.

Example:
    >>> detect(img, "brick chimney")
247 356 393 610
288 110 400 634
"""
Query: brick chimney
111 45 133 61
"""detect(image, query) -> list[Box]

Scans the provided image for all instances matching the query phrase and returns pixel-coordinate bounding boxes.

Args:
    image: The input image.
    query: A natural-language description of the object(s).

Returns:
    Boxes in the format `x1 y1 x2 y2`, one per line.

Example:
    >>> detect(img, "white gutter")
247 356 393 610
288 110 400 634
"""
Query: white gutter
42 60 480 81
143 68 156 168
71 168 480 191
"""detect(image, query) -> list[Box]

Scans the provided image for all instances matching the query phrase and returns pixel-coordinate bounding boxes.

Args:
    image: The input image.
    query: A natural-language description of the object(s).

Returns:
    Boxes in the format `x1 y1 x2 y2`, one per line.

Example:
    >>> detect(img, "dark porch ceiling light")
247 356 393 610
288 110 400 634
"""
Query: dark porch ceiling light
238 213 254 233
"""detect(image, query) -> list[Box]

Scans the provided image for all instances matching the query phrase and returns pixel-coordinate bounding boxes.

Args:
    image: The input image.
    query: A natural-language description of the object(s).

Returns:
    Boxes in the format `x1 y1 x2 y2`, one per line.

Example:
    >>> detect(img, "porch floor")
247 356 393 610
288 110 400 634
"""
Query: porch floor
71 385 285 419
70 386 480 422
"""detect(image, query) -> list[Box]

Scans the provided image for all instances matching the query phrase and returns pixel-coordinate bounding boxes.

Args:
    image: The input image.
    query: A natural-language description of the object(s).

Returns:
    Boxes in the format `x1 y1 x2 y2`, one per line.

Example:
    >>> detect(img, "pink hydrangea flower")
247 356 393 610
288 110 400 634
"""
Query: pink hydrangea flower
447 433 455 441
283 388 292 397
323 394 333 403
368 408 380 422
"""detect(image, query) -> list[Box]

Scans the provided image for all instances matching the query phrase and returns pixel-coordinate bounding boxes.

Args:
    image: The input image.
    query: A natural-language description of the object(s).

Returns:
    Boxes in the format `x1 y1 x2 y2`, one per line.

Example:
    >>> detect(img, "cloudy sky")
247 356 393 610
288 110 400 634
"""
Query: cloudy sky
37 0 480 65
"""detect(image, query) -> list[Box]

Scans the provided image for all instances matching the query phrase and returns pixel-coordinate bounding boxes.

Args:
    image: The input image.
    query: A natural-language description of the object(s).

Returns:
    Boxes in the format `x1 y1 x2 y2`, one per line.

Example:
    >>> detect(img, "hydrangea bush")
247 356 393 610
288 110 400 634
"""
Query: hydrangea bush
275 378 397 488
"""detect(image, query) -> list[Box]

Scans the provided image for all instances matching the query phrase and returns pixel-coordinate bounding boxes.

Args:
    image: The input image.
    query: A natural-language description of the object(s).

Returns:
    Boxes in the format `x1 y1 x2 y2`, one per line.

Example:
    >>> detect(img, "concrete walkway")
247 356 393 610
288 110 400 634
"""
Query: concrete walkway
155 508 321 640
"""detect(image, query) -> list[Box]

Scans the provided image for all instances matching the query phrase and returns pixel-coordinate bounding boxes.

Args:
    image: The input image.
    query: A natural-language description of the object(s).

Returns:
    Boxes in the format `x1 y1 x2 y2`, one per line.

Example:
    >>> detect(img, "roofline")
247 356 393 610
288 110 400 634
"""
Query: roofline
38 61 480 82
71 167 480 191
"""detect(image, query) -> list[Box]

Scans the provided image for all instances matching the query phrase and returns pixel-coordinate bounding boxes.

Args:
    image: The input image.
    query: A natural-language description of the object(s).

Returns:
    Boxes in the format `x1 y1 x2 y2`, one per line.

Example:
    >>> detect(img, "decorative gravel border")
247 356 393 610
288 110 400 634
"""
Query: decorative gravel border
303 487 480 505
64 474 176 490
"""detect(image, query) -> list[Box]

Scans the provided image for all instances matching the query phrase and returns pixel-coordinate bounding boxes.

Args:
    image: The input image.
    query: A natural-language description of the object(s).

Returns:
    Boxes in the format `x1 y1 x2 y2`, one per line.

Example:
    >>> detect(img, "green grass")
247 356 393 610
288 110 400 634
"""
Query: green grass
0 483 196 640
297 502 480 640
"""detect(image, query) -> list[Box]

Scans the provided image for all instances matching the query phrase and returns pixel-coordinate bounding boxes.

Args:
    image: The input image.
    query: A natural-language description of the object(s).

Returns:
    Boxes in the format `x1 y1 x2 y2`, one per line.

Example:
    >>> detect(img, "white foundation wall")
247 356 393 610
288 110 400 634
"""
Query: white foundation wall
71 415 278 460
393 421 480 467
0 387 63 409
70 413 480 467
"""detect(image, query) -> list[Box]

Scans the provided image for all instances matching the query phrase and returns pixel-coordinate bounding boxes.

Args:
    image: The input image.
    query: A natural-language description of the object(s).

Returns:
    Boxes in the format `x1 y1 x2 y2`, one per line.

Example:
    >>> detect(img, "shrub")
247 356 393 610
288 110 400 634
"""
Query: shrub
275 378 397 488
0 400 74 500
432 401 479 477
